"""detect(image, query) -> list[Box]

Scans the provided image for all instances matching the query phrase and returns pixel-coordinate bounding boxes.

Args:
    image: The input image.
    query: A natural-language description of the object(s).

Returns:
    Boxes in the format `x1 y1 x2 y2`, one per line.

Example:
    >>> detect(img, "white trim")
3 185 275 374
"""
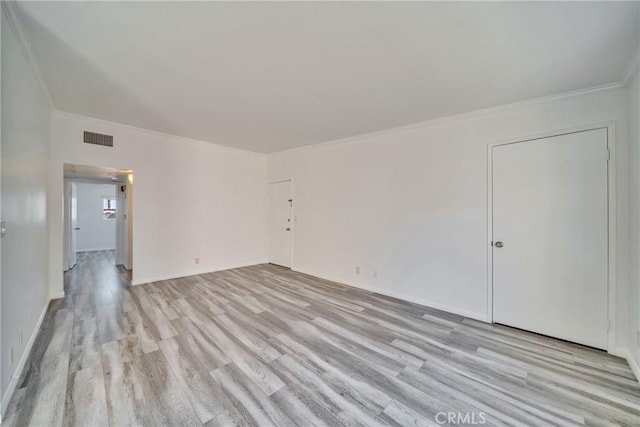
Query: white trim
486 142 493 322
623 45 640 87
290 179 295 269
52 110 265 158
1 2 54 111
271 83 623 156
623 349 640 383
486 122 617 353
131 262 266 286
607 124 618 354
77 248 117 253
296 268 489 322
0 299 49 421
610 348 627 359
49 292 65 300
65 177 126 185
614 348 640 384
55 86 623 158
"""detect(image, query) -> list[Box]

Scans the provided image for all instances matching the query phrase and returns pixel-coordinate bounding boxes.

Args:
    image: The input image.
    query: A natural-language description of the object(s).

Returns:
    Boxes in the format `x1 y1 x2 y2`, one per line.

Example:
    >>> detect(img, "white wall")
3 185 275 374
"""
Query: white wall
268 87 631 353
75 182 116 252
1 5 52 416
49 112 267 294
627 68 640 376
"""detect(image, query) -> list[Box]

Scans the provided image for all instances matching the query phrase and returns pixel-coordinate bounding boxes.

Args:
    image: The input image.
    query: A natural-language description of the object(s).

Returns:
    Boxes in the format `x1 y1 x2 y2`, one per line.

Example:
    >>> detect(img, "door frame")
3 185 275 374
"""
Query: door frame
63 179 77 271
486 122 616 353
64 179 70 271
62 169 134 274
267 178 294 269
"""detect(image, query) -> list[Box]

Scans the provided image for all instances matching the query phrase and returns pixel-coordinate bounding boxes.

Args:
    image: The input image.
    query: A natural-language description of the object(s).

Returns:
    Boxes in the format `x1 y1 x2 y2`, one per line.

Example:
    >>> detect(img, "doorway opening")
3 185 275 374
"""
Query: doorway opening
63 164 134 278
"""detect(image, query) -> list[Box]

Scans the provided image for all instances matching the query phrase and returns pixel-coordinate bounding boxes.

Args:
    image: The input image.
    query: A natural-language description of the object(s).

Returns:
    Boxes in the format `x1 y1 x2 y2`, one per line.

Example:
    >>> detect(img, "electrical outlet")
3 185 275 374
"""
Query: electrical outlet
10 348 14 365
195 257 200 265
19 330 23 345
355 266 360 274
373 270 378 279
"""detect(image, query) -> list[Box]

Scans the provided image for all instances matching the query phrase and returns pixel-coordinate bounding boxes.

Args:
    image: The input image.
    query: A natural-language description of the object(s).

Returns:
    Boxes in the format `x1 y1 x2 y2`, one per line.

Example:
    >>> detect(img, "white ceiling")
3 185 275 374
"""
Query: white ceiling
16 1 640 153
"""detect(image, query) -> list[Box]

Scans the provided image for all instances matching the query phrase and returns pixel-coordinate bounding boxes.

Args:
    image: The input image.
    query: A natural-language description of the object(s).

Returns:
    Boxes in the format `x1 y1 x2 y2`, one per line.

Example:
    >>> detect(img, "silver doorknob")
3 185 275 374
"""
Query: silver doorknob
494 241 504 248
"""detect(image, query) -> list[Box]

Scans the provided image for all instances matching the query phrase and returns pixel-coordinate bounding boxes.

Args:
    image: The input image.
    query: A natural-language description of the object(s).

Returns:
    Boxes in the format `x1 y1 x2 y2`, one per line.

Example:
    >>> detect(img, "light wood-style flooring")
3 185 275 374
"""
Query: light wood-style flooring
3 250 640 426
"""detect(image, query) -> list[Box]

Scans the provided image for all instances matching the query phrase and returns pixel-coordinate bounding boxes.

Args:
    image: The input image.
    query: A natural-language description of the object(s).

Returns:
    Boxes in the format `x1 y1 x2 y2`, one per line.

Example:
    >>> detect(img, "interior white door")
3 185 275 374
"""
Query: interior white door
492 128 608 349
268 180 292 268
69 182 78 269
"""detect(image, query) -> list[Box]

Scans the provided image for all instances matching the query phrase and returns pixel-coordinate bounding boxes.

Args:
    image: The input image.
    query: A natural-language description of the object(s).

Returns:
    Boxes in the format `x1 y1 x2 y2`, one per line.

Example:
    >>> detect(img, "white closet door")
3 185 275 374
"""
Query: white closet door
492 128 608 349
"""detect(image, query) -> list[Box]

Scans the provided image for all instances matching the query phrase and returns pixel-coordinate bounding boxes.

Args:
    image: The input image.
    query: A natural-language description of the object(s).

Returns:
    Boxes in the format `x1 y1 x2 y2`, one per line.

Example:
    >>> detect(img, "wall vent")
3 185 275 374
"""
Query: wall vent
83 131 113 147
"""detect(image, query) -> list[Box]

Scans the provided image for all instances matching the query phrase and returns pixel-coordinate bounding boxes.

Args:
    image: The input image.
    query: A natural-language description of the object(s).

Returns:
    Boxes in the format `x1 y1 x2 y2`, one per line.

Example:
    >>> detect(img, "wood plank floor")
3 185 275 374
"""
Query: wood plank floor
3 250 640 426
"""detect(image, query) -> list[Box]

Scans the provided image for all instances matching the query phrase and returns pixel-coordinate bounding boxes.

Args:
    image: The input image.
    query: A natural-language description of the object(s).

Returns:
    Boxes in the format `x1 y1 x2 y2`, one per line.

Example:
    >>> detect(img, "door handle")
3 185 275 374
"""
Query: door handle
74 227 80 231
286 228 291 231
494 241 504 248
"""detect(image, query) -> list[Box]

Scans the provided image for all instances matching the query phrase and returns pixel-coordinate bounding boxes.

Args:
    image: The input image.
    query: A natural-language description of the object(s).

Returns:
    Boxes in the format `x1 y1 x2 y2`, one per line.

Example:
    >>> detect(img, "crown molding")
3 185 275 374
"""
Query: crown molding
2 1 55 111
55 81 625 158
623 46 639 87
270 81 624 156
51 110 266 158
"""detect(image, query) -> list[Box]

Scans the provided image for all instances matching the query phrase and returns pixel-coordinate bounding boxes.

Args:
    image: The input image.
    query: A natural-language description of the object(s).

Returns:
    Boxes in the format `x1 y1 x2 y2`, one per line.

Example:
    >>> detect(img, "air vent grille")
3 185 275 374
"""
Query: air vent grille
83 131 113 147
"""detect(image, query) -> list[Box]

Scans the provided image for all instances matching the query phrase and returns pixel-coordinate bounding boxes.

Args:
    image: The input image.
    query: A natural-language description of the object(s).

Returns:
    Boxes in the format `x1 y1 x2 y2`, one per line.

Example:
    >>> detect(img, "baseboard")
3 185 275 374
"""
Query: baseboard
131 262 264 286
77 248 115 253
292 267 638 382
49 291 65 300
610 347 627 358
135 263 489 321
624 349 640 383
0 299 50 421
294 268 489 322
